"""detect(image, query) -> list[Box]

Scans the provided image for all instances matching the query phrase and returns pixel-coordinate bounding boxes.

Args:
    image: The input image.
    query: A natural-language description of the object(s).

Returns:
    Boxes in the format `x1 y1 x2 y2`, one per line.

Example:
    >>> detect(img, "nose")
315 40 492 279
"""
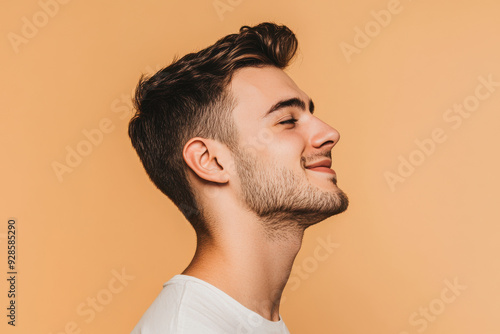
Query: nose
309 117 341 151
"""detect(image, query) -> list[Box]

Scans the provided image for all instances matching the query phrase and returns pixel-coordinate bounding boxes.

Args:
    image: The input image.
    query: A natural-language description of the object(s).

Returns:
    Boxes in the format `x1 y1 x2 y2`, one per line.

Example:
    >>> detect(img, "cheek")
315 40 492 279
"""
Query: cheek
273 130 306 152
267 135 306 167
237 126 274 157
239 124 306 164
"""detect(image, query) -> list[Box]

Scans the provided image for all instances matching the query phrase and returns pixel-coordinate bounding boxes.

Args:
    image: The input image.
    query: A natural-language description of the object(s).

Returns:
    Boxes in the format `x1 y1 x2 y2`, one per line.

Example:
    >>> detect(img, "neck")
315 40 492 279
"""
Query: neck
181 216 305 322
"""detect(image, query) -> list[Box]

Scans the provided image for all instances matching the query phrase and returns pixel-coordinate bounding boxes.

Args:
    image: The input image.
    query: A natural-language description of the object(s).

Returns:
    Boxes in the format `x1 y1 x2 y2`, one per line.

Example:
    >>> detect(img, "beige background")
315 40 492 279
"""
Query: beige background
2 0 500 333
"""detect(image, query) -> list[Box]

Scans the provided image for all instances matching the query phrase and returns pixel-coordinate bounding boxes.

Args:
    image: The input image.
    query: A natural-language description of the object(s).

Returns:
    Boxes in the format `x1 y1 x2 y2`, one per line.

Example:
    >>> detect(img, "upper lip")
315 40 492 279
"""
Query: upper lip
305 159 332 169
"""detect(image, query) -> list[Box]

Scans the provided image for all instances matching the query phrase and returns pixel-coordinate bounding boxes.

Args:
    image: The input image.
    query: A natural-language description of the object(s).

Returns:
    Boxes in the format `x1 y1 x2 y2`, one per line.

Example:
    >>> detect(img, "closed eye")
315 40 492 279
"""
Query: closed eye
279 118 297 125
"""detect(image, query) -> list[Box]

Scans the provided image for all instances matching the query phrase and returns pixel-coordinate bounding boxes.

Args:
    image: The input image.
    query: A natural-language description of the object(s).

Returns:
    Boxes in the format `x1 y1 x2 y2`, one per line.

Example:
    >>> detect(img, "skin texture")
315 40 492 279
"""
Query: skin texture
181 65 349 322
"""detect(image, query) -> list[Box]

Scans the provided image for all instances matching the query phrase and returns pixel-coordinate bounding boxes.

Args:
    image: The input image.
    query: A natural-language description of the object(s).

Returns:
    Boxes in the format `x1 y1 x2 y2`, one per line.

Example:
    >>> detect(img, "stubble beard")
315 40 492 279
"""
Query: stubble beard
231 147 349 234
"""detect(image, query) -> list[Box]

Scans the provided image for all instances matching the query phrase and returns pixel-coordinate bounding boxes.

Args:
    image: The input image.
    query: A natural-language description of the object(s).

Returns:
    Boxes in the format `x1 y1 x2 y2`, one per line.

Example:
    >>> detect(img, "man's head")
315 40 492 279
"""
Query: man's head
129 22 348 236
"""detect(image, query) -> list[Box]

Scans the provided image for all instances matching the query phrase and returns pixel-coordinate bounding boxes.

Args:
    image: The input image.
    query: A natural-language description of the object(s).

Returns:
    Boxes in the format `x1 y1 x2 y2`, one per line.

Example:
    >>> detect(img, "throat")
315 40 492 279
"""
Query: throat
181 224 305 321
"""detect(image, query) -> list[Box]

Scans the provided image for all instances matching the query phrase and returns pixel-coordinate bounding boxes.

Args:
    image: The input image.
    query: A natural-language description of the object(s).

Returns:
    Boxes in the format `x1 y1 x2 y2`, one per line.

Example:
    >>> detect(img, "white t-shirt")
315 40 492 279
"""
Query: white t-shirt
131 274 291 334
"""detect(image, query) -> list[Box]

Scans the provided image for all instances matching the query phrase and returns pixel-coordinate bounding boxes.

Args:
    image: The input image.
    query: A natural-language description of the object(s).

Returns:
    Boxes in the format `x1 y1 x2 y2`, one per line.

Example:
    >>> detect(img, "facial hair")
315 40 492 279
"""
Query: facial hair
231 147 349 233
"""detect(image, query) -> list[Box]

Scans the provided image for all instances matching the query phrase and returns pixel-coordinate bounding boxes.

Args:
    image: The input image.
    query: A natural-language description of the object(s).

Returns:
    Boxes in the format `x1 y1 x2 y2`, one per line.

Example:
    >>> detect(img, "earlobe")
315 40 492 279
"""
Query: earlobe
183 137 230 184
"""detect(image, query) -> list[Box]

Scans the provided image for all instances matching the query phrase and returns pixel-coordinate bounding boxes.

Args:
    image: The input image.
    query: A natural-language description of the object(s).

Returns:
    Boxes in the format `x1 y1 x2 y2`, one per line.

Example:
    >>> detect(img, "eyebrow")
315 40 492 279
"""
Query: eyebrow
262 97 315 118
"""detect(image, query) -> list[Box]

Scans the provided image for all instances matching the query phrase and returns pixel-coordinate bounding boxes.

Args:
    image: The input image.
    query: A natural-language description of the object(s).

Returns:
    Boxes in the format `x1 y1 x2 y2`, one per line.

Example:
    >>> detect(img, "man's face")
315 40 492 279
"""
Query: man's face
227 65 349 229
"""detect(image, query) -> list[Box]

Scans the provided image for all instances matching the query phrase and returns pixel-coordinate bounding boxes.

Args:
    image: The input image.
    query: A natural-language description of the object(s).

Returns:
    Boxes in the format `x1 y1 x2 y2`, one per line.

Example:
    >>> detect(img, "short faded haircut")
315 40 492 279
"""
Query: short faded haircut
128 22 298 233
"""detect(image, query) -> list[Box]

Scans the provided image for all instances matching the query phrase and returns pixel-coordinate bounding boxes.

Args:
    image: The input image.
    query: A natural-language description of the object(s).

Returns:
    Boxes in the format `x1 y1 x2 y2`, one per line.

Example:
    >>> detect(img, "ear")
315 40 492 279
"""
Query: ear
183 137 230 184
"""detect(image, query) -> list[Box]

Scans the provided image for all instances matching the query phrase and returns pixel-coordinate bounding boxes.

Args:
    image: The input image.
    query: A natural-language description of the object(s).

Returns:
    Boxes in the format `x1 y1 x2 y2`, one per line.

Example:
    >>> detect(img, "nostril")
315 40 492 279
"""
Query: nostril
321 140 336 149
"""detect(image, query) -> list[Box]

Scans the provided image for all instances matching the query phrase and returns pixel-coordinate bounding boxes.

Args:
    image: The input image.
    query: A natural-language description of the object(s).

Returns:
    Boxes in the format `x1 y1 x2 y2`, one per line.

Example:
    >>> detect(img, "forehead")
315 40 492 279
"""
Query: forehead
228 66 309 123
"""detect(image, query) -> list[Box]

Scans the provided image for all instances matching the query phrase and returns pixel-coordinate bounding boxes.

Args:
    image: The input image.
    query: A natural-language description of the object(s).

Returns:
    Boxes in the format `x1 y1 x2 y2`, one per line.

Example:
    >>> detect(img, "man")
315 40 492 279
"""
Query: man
128 22 349 334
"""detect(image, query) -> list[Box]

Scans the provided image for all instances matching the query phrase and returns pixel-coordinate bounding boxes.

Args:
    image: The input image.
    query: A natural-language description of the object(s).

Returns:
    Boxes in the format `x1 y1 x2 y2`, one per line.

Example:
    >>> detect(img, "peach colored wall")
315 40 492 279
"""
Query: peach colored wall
2 0 499 333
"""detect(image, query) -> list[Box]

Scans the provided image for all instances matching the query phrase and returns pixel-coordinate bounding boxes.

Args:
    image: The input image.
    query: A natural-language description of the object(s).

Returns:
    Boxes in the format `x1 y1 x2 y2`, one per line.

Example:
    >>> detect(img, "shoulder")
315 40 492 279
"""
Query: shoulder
130 275 242 334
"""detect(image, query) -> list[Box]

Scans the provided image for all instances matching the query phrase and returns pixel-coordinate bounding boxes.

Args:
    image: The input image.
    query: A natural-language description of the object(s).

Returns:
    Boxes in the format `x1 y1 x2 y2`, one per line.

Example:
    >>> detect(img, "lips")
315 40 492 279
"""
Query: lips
305 159 332 169
305 159 336 175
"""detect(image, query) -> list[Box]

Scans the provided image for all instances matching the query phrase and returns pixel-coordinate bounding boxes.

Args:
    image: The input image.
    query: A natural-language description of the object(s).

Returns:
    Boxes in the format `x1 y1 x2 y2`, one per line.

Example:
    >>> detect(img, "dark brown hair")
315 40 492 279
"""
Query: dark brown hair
128 22 298 233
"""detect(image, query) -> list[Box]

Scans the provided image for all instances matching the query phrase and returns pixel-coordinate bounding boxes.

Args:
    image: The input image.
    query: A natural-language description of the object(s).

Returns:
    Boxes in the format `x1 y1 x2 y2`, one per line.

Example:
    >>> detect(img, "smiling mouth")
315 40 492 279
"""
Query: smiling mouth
306 166 336 175
304 158 336 175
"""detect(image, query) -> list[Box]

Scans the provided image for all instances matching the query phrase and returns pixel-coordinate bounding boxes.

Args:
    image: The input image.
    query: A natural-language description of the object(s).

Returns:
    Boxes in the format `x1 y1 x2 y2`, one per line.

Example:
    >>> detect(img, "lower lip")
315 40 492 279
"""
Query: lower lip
307 167 336 175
